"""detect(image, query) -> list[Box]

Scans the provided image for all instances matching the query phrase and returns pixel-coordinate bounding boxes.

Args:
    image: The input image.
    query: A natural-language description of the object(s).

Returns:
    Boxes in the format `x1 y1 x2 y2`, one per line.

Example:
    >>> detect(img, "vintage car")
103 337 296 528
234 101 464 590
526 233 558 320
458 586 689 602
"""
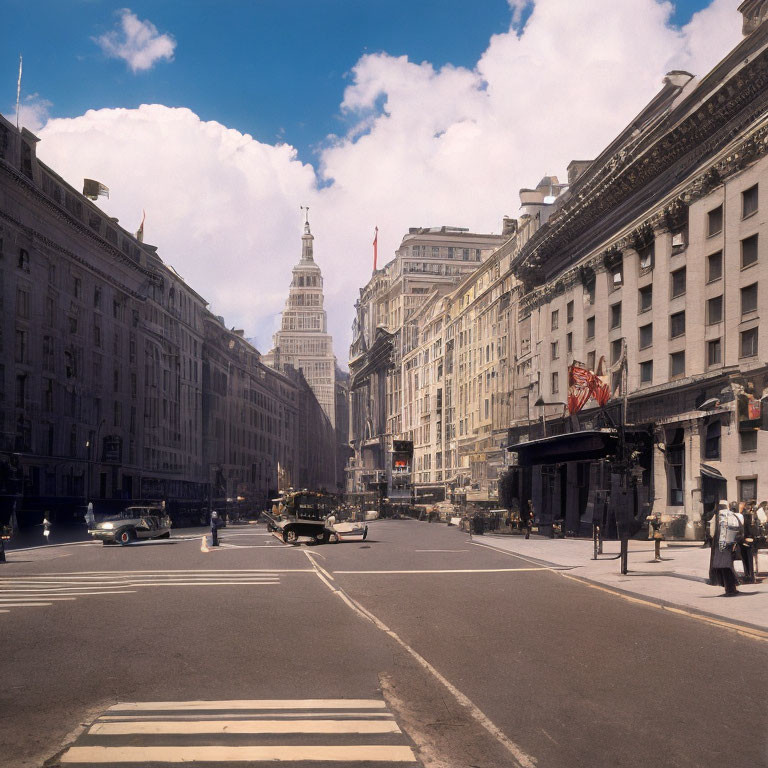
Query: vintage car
264 491 367 545
89 506 172 546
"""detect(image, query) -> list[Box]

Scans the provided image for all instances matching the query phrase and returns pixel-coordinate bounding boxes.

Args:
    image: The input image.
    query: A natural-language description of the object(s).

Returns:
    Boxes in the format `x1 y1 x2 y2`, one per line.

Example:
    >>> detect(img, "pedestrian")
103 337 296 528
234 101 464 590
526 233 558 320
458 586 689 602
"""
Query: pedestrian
739 499 758 584
648 512 663 561
42 516 52 544
84 502 95 530
210 510 221 547
521 500 534 539
708 500 743 596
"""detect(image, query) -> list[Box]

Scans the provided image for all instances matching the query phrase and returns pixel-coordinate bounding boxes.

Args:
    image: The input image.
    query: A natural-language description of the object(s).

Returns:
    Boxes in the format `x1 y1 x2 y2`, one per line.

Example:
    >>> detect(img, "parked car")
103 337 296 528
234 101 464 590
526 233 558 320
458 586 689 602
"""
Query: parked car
89 506 172 546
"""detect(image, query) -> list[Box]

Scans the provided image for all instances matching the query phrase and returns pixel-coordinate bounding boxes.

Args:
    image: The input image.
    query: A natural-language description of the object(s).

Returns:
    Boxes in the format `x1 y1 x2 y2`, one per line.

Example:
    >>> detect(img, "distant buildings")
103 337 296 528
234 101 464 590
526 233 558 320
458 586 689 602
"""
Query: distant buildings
264 212 337 429
0 114 335 525
346 2 768 538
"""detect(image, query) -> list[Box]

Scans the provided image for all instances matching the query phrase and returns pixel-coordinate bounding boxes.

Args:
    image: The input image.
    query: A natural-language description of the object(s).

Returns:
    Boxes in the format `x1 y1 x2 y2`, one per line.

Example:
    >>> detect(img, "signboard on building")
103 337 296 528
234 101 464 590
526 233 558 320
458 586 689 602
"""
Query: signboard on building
102 435 122 463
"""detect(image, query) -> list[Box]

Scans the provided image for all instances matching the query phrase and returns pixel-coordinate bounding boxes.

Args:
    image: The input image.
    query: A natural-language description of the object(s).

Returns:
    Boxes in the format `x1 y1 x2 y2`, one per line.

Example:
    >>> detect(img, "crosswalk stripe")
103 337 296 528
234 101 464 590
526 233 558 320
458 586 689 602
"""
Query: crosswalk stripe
0 602 52 607
109 699 388 711
60 744 418 763
90 719 402 734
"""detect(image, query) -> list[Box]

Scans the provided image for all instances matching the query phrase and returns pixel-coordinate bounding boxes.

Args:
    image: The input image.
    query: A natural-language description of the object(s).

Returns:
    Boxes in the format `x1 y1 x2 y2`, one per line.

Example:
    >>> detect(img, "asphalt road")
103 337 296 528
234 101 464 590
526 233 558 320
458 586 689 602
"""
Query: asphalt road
0 519 765 768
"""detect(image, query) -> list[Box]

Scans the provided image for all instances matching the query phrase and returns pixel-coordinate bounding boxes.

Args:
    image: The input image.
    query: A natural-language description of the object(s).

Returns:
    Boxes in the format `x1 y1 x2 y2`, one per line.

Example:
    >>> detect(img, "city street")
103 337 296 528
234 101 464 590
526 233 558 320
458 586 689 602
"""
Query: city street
1 519 765 768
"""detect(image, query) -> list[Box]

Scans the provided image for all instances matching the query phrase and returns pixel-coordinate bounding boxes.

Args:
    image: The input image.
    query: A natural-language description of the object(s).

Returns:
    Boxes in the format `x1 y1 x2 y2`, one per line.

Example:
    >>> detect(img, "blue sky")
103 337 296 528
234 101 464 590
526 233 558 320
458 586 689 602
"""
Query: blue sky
0 1 741 357
3 0 713 165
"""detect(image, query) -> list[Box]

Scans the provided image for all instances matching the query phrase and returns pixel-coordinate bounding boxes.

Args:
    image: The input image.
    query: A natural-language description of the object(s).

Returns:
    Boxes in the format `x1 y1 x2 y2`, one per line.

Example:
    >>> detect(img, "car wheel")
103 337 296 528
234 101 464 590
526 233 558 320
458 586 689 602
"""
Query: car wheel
116 529 135 546
283 528 298 544
327 532 339 544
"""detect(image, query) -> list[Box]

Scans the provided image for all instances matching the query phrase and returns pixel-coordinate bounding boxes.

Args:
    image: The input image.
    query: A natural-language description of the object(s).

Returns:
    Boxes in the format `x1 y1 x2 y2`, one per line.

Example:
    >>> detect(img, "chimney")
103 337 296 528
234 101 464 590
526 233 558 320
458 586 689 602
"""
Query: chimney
567 160 592 186
738 0 768 35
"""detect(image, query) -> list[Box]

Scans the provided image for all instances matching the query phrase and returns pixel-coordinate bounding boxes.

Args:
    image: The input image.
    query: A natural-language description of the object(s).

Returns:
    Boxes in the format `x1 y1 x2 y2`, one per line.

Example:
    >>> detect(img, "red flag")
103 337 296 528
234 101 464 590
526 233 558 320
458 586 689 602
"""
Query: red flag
373 226 378 272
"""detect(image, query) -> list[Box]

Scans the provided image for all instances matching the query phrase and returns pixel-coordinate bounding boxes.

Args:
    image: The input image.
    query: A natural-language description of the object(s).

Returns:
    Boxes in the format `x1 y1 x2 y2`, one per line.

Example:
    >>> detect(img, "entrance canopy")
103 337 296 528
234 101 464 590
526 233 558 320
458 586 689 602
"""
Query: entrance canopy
507 430 618 467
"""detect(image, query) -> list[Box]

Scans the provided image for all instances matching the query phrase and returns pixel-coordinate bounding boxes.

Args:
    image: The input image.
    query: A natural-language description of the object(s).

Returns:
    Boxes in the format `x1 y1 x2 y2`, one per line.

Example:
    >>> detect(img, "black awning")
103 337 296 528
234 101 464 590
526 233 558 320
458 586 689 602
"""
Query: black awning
507 430 618 467
700 463 725 480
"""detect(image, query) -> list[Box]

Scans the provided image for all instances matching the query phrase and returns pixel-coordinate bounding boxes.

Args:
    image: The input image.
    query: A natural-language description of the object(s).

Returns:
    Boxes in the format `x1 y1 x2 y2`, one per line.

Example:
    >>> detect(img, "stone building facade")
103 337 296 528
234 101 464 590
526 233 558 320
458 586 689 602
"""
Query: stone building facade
347 226 506 496
265 213 337 429
350 3 768 540
0 112 335 526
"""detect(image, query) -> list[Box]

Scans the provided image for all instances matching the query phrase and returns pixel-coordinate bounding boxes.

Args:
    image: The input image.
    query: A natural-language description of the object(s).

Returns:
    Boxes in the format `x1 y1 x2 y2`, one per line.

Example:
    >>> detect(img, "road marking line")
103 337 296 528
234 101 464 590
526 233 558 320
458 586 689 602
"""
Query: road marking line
305 550 334 581
0 596 75 601
333 568 547 574
471 541 768 644
0 602 52 607
305 554 536 768
96 712 396 721
414 549 468 552
90 719 402 735
9 569 313 574
59 745 417 763
108 699 388 711
0 591 137 597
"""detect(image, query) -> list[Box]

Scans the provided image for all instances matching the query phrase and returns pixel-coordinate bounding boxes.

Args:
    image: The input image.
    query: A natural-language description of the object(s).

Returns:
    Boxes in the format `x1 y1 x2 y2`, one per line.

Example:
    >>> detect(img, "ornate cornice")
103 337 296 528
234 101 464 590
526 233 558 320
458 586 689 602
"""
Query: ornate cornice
513 44 768 287
0 206 149 302
0 158 158 280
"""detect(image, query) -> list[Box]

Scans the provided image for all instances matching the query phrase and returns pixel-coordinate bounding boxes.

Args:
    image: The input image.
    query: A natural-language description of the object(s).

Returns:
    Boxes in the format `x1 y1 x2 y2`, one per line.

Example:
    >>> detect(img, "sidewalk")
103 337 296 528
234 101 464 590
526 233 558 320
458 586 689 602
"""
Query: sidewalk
470 532 768 636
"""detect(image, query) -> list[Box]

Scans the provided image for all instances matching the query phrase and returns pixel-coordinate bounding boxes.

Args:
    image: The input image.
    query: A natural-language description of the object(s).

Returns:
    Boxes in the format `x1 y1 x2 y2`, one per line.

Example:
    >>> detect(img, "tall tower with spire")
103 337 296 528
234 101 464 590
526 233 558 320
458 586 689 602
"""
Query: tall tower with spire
266 208 337 428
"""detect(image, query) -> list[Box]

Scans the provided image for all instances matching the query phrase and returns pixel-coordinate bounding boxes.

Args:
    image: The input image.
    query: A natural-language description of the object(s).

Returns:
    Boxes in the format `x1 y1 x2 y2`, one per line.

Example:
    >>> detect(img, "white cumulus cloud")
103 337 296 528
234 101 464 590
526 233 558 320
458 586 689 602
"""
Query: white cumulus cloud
38 0 742 360
95 9 176 72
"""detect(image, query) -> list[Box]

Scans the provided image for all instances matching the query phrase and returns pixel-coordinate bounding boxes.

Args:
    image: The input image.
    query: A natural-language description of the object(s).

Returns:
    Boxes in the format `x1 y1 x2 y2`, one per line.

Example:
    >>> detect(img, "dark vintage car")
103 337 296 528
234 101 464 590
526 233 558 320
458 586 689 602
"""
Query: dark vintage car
89 506 172 546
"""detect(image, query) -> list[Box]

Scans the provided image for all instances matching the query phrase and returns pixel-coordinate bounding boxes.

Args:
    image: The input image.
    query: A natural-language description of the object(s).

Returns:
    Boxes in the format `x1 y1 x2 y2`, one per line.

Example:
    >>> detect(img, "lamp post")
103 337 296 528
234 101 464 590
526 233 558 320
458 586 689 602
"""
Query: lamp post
533 396 566 438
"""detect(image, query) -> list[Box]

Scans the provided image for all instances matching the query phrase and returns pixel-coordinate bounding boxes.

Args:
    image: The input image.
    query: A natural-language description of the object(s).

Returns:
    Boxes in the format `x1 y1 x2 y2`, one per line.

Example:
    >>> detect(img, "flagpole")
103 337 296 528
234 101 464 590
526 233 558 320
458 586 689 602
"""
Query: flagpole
16 55 22 130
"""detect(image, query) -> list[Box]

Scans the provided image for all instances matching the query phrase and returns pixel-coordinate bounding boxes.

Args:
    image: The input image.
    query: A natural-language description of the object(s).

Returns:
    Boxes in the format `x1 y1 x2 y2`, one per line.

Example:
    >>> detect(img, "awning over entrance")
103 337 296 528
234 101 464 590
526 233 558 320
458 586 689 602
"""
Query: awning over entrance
507 429 618 467
700 463 725 480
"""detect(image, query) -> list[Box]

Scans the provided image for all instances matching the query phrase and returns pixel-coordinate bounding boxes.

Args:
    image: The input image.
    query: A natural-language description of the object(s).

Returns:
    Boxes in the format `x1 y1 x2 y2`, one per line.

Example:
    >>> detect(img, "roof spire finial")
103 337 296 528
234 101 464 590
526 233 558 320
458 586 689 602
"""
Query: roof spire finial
301 205 310 234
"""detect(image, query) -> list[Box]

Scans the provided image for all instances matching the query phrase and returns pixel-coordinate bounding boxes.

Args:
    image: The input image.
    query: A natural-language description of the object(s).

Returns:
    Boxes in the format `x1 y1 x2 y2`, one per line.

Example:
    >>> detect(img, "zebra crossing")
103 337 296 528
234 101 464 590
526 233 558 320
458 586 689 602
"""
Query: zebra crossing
0 569 290 614
55 698 420 765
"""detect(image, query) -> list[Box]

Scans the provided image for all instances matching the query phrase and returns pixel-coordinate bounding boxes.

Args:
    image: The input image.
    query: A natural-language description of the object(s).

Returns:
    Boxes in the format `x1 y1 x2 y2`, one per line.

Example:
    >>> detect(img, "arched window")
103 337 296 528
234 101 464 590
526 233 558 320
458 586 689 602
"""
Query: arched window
704 419 721 460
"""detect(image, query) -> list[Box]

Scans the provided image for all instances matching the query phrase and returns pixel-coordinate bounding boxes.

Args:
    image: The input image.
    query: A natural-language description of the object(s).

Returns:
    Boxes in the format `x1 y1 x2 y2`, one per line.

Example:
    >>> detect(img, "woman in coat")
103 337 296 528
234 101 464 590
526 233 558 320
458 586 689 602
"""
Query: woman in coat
708 500 743 596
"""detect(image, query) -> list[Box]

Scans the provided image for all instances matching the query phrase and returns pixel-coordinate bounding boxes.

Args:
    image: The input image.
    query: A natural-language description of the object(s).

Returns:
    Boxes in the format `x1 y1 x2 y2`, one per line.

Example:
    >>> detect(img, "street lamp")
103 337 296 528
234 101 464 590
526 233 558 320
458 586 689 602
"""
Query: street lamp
533 396 566 438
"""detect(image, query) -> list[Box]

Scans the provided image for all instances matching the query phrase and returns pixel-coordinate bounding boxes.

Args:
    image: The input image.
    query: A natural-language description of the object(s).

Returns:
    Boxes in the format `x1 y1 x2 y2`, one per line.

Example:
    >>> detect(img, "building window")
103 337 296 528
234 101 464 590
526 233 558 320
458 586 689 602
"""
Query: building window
610 302 622 329
15 374 26 408
707 295 723 325
94 286 101 308
668 428 684 506
639 323 653 349
551 309 559 331
587 351 596 370
638 243 654 270
707 251 722 282
17 248 29 272
707 338 722 367
671 267 686 298
551 371 559 394
15 329 27 363
738 477 757 501
741 234 758 268
638 285 652 313
114 401 121 427
586 316 595 340
740 430 757 453
611 338 623 364
566 332 573 354
742 184 758 218
640 360 653 383
740 327 758 358
670 351 685 378
707 205 723 237
704 420 721 460
670 311 685 338
566 300 574 324
611 264 623 289
741 283 758 316
73 277 81 298
586 282 596 305
550 341 559 360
